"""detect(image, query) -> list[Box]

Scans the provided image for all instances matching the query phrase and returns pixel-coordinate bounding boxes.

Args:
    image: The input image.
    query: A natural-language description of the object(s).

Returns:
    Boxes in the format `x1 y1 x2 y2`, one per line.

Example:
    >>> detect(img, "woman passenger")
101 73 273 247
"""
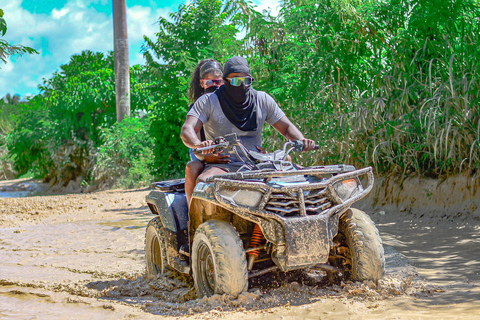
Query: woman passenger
185 59 230 206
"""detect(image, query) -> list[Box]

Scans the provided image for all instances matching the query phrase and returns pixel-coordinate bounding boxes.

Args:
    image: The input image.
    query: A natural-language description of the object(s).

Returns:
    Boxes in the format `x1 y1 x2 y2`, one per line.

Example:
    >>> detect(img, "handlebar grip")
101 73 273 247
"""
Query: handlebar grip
314 145 319 150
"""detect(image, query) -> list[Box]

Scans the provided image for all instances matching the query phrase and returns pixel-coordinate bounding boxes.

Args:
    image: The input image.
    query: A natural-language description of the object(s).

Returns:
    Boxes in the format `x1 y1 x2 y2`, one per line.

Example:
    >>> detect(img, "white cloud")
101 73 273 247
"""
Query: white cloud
254 0 280 16
0 0 170 97
52 8 69 19
1 0 278 97
126 5 170 65
1 57 14 73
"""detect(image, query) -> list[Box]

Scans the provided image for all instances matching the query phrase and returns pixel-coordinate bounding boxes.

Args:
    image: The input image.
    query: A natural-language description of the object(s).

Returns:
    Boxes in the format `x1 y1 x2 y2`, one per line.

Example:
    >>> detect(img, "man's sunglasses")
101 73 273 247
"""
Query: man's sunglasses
226 76 254 86
201 79 224 87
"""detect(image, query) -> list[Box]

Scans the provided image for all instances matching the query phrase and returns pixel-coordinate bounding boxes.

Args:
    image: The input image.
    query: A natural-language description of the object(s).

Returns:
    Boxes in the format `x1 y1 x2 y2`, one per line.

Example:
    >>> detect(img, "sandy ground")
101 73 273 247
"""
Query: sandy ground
0 177 479 319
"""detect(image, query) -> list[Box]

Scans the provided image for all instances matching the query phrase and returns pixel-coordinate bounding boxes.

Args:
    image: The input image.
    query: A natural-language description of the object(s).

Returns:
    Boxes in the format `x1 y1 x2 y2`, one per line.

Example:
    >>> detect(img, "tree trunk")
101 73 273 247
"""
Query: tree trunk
112 0 130 122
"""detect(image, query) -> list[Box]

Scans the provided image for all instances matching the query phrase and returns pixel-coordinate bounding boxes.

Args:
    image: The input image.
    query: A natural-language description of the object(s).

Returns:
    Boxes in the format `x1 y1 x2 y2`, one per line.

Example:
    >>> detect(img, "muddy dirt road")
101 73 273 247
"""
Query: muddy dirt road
0 179 479 319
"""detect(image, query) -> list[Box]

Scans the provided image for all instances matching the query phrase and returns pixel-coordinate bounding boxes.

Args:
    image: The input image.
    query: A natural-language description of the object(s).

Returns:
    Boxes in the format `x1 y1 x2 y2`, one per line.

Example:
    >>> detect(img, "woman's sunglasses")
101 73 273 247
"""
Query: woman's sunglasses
226 77 254 86
201 79 224 87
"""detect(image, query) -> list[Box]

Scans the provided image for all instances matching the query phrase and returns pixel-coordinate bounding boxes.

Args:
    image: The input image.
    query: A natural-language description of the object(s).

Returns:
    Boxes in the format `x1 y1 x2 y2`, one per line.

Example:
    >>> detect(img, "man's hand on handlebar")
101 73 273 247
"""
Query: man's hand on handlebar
302 139 317 151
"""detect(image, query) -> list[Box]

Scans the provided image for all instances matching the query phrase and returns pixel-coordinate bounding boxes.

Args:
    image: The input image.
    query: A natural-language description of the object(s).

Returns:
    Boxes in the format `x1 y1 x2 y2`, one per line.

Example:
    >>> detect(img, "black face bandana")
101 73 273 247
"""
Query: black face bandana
215 57 258 131
205 86 218 94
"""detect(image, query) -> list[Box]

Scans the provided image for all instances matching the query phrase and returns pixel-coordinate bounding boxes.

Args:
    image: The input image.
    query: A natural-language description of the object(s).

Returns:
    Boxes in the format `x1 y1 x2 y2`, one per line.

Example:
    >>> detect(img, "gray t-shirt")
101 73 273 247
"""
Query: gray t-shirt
187 91 285 164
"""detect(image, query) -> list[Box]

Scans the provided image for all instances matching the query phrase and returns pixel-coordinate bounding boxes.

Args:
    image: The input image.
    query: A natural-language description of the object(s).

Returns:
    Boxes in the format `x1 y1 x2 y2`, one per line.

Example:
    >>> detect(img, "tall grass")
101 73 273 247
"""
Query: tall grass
253 0 480 178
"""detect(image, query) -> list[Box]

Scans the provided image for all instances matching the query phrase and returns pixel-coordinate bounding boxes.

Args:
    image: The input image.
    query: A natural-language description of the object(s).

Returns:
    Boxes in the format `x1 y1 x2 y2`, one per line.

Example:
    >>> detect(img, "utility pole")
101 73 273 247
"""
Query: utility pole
112 0 130 122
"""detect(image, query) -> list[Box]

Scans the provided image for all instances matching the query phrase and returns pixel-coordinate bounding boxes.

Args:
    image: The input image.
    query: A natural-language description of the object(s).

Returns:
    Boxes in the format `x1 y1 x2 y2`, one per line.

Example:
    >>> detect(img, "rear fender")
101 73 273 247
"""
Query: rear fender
146 190 188 249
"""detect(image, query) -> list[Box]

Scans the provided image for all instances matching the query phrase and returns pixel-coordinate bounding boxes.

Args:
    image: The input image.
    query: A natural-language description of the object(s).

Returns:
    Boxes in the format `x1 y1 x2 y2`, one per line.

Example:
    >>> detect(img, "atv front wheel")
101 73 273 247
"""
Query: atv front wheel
145 217 168 275
192 220 248 298
330 208 385 282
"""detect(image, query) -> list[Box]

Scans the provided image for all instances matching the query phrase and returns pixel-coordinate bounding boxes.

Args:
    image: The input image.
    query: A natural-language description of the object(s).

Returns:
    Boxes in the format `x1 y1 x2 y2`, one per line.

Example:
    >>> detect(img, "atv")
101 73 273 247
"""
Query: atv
145 133 385 298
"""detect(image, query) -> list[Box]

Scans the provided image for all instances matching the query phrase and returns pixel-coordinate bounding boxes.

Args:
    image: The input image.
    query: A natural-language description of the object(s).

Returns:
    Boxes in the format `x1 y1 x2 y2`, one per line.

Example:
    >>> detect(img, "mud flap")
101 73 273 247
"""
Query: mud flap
282 216 330 269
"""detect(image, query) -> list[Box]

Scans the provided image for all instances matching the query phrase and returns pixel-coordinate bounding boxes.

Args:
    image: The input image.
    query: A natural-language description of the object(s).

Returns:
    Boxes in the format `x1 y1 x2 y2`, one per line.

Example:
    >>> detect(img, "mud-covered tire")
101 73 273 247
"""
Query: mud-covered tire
192 220 248 298
145 217 168 275
333 208 385 282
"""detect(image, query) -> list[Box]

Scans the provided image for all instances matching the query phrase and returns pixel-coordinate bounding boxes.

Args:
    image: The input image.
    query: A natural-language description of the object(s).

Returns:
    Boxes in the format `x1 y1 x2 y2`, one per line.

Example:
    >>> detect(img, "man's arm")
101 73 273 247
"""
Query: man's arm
181 116 205 148
272 116 316 151
181 115 214 153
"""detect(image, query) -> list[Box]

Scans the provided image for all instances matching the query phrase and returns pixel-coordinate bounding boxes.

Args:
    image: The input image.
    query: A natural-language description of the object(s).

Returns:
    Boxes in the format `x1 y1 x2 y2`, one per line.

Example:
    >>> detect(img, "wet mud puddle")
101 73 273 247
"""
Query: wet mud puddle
1 209 479 319
0 179 41 198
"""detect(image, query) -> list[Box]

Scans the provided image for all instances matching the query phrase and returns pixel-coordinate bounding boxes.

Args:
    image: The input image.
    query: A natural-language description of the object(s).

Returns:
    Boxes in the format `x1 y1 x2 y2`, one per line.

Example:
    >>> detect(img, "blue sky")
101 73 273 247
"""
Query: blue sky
1 0 279 98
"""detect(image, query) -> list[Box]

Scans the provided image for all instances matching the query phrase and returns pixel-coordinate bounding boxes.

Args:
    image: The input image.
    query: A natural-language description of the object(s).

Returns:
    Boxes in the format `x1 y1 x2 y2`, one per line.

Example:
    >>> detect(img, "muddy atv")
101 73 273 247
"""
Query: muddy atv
145 133 385 298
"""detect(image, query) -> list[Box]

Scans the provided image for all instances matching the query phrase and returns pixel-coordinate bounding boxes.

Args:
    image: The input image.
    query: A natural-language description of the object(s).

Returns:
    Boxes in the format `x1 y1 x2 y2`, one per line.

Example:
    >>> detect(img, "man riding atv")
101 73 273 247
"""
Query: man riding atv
180 56 316 183
144 56 385 299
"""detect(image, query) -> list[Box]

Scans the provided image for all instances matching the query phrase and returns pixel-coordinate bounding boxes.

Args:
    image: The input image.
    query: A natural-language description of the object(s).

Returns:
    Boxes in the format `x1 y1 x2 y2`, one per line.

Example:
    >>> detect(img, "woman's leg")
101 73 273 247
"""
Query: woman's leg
185 160 205 207
196 166 228 184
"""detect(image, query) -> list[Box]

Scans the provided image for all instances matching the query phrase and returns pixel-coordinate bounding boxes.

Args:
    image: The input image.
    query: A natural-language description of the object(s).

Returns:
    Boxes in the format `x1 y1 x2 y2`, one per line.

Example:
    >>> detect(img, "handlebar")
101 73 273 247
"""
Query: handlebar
192 133 320 160
194 140 318 154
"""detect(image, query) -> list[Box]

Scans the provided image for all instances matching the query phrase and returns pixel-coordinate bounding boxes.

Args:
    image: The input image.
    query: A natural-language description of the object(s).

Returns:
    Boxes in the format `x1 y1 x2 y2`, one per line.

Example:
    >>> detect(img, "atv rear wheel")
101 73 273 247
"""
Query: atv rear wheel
192 220 248 298
145 217 168 275
330 208 385 282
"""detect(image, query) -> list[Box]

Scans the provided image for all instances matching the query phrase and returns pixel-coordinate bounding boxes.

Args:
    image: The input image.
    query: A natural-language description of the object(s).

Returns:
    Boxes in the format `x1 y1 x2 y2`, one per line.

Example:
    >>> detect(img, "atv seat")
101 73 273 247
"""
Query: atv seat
151 179 185 192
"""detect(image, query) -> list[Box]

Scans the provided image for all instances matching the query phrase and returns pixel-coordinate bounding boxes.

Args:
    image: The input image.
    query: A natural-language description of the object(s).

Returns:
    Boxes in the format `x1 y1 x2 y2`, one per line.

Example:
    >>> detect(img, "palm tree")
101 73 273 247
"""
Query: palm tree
4 93 20 105
112 0 130 122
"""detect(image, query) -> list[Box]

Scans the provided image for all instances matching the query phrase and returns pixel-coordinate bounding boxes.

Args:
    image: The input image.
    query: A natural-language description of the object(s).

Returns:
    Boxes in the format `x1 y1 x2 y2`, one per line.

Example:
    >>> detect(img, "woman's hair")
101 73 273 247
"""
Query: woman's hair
189 59 223 103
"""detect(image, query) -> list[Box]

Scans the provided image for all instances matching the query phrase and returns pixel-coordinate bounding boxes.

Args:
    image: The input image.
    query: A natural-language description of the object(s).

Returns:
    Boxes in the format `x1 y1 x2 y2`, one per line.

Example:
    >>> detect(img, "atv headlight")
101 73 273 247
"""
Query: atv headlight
333 179 359 202
218 187 263 208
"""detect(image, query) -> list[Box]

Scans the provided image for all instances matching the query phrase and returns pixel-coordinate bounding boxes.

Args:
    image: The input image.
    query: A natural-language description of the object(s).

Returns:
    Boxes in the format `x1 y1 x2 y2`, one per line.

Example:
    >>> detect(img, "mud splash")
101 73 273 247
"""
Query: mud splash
75 245 435 317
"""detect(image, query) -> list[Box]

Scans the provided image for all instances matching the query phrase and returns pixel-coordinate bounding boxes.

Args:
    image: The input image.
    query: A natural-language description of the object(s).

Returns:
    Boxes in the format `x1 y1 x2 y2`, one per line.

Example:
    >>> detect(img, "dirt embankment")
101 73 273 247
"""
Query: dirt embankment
359 173 480 220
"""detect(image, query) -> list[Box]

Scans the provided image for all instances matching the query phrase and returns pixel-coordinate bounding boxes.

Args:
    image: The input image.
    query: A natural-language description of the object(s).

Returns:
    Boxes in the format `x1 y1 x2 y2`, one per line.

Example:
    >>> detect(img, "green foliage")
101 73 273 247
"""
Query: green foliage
0 9 5 34
94 116 154 188
0 95 19 137
7 50 154 185
246 0 480 177
5 0 480 186
0 8 38 64
0 94 25 180
142 0 246 179
7 95 55 179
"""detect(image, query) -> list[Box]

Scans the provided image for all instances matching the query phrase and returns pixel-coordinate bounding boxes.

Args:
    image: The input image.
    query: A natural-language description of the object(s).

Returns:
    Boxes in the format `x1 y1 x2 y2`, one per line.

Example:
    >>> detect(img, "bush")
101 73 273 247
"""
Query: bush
248 0 480 177
7 51 154 186
1 96 21 179
93 116 154 189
